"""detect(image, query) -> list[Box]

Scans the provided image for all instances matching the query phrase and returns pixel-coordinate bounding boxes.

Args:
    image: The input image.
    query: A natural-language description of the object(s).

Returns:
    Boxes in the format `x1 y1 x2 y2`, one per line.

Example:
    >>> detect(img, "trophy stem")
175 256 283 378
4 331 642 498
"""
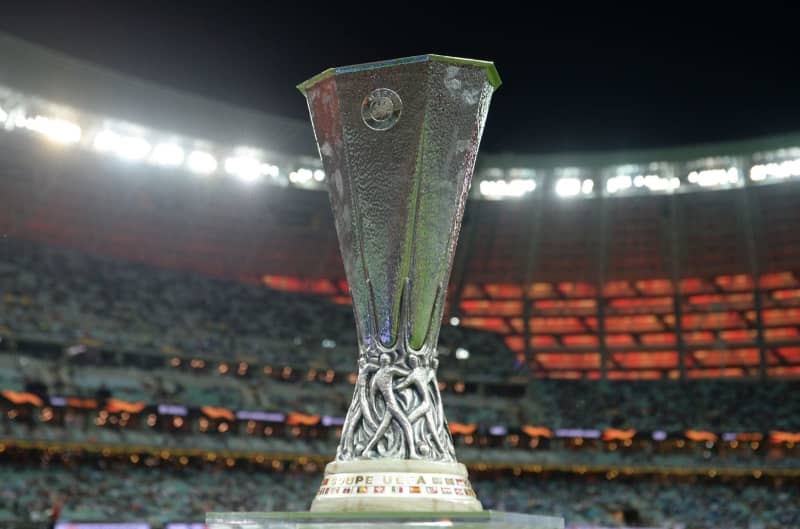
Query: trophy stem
335 278 454 462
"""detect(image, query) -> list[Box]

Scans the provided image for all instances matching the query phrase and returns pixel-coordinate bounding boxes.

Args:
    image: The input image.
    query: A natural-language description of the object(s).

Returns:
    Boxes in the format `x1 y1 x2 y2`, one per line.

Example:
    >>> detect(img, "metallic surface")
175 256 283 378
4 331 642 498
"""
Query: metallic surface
301 56 498 462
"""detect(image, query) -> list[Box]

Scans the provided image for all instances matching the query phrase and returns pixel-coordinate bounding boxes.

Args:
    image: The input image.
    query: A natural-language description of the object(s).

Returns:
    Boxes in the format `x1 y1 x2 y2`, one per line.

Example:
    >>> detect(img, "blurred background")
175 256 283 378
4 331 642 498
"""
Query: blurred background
0 5 798 529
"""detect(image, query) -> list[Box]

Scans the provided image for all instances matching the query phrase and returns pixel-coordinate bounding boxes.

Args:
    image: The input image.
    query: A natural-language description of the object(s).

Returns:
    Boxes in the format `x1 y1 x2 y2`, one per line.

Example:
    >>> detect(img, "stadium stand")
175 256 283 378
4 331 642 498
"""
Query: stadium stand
0 460 797 528
0 33 797 529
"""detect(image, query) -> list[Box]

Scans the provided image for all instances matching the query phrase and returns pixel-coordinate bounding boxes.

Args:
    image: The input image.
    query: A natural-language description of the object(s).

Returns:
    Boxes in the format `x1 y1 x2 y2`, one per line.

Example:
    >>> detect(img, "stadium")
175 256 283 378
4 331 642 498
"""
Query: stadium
0 27 798 529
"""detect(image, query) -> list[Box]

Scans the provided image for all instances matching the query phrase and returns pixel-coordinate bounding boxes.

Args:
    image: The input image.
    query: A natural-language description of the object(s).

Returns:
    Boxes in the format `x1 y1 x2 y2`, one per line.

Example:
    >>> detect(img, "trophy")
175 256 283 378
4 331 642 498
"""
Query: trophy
298 54 498 513
205 54 565 529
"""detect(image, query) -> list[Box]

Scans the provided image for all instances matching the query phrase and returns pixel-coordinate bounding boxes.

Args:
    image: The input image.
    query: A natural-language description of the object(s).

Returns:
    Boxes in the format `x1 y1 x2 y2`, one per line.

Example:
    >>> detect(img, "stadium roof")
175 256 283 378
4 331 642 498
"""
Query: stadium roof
484 131 800 171
0 32 317 156
0 32 799 201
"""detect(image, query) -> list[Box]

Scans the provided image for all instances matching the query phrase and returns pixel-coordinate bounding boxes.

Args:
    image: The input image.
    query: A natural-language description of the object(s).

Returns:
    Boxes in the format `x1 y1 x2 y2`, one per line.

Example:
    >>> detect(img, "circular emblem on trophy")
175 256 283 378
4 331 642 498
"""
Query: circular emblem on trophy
361 88 402 131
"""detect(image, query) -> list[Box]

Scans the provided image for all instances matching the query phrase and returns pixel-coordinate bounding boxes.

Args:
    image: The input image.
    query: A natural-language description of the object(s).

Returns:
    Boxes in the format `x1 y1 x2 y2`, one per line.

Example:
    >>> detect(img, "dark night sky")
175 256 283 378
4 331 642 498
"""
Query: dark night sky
2 2 800 154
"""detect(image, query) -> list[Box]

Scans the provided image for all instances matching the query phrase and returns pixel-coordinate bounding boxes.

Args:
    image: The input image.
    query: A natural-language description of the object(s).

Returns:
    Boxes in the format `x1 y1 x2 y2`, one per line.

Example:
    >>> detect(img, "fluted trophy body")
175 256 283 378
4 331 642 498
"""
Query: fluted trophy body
299 55 500 512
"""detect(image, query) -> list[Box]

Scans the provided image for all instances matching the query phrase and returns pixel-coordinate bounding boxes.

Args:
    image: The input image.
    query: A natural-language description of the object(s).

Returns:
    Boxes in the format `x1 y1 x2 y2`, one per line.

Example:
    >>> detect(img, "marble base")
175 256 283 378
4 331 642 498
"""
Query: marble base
207 511 565 529
309 459 483 512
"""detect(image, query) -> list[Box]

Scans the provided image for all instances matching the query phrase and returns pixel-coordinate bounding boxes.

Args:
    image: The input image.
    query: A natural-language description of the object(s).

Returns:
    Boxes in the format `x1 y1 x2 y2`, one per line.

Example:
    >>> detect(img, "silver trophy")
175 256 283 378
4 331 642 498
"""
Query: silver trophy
205 54 564 529
299 55 499 512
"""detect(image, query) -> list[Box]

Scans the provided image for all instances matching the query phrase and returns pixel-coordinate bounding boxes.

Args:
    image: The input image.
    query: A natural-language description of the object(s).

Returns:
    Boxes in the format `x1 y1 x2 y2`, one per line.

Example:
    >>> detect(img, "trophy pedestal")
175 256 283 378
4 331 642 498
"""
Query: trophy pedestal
309 459 482 512
207 511 564 529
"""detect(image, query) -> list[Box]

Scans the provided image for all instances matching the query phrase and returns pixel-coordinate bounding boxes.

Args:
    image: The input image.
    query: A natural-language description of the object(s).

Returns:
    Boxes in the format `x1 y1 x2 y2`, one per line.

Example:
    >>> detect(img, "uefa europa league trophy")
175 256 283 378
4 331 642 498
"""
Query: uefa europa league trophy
205 55 565 529
298 55 499 513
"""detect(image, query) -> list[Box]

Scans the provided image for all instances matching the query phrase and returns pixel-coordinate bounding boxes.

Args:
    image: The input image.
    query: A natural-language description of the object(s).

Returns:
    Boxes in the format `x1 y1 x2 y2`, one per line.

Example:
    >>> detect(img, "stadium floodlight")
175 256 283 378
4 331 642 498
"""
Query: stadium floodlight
313 169 326 182
555 177 582 197
288 168 314 184
260 163 280 178
187 150 218 174
150 143 185 166
479 178 536 198
750 165 768 181
687 167 738 187
581 178 594 194
17 114 82 144
455 347 470 360
224 155 262 182
93 130 118 151
449 316 461 326
606 174 632 194
750 160 800 181
0 105 7 124
93 130 151 160
631 173 680 192
116 136 151 160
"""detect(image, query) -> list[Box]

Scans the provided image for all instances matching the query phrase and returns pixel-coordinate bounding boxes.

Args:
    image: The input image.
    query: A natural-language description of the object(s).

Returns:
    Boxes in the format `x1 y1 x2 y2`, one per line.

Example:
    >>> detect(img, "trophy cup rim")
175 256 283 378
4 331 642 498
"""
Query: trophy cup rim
296 54 502 95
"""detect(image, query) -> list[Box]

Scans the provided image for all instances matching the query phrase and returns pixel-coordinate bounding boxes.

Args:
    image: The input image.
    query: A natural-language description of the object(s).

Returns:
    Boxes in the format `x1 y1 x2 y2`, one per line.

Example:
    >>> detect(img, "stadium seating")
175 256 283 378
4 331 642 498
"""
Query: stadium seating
0 462 796 527
0 237 516 378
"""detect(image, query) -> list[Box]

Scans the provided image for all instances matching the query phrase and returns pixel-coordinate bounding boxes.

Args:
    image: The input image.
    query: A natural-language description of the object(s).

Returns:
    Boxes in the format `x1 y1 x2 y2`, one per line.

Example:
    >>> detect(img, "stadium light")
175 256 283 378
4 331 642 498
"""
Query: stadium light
289 168 314 184
479 178 536 198
225 155 262 182
555 177 581 197
117 136 151 160
606 174 632 194
313 169 326 182
632 173 680 192
687 168 738 187
93 130 151 160
0 105 7 124
93 130 117 151
150 143 185 166
750 160 800 181
15 114 82 144
455 347 470 360
261 163 280 178
449 316 460 326
187 150 218 174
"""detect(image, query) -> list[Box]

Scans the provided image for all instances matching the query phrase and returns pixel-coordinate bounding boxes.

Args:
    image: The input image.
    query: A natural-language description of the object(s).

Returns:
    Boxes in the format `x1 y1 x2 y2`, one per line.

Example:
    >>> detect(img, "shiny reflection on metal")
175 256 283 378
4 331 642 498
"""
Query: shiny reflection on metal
300 56 499 464
362 88 403 131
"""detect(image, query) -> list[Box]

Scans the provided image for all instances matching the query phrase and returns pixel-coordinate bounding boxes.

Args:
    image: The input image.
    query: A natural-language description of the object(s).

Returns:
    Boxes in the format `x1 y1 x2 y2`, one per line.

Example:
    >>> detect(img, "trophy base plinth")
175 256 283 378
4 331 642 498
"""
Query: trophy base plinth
309 459 482 513
207 511 564 529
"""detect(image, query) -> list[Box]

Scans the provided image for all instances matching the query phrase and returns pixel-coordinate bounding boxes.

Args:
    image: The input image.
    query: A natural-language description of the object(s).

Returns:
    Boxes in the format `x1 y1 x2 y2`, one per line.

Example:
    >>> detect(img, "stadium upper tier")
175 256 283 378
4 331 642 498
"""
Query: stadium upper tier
0 33 799 199
2 33 800 379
